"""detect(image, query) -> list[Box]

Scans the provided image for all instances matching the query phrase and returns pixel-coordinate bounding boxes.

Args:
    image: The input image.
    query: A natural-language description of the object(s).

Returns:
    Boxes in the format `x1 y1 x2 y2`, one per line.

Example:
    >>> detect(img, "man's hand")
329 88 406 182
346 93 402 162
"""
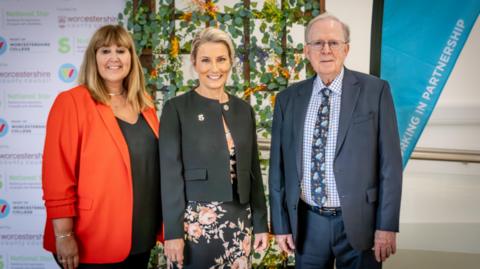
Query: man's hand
275 234 295 254
373 230 397 262
164 238 185 268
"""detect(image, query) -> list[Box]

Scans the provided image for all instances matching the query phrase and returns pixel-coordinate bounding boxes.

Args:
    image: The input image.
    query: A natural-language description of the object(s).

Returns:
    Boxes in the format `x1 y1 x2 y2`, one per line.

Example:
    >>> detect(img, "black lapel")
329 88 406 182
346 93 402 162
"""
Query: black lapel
222 95 243 164
335 68 361 158
294 77 315 181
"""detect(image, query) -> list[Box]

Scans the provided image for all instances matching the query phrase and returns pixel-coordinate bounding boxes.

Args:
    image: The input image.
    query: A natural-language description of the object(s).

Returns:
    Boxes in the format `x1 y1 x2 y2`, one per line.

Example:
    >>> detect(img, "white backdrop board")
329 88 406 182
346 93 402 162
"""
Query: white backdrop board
0 1 125 268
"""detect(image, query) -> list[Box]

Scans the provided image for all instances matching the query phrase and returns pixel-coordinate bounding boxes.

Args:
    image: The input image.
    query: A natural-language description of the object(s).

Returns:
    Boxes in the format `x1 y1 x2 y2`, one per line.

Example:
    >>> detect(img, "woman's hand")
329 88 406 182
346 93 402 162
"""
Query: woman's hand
164 238 185 268
56 235 79 269
52 218 78 269
253 232 269 252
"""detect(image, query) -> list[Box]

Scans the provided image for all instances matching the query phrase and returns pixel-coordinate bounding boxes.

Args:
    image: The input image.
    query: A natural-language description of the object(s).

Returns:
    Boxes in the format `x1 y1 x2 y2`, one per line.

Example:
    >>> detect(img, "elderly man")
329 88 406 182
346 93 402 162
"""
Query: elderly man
268 13 403 269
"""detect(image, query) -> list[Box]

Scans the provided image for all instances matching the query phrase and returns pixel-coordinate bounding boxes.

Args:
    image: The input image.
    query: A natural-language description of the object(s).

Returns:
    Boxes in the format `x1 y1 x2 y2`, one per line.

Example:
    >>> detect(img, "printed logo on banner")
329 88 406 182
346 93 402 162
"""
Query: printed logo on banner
8 119 45 135
7 174 41 190
10 200 45 216
0 36 7 55
58 16 67 28
7 37 50 53
4 10 49 27
5 91 52 110
0 118 9 138
58 37 71 53
0 70 52 84
58 63 78 83
0 151 42 166
0 199 10 219
57 15 117 29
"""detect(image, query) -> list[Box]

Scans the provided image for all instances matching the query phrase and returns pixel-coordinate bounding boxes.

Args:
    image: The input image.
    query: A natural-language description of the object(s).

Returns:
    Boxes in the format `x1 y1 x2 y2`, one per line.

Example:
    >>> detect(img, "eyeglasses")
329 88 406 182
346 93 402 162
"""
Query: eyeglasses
307 40 348 51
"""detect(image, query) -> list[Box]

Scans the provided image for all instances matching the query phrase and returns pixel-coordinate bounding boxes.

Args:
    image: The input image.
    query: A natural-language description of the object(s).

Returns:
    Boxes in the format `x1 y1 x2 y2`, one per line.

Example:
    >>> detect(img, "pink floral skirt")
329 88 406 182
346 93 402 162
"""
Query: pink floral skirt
180 200 253 269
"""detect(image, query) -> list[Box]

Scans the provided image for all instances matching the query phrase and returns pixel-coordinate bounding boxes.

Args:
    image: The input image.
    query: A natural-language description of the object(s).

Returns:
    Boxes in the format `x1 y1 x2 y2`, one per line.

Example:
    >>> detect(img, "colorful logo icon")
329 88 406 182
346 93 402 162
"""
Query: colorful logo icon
0 118 9 138
58 37 71 53
58 63 77 83
0 199 10 219
0 36 7 55
58 16 66 29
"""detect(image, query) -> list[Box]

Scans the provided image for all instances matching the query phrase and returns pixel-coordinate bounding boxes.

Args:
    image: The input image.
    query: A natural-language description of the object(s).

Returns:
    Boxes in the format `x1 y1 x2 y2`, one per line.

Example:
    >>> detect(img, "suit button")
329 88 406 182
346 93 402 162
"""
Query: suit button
293 205 297 210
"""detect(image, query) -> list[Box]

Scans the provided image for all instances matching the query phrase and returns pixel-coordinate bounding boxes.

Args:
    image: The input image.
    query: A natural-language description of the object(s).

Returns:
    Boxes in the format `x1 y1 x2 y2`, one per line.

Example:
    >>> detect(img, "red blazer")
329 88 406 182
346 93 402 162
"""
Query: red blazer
42 85 159 263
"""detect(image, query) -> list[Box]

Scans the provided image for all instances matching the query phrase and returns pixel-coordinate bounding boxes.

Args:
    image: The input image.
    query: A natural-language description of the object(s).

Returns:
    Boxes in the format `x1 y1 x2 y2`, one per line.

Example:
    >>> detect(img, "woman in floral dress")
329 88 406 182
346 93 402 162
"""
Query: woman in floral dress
159 27 269 269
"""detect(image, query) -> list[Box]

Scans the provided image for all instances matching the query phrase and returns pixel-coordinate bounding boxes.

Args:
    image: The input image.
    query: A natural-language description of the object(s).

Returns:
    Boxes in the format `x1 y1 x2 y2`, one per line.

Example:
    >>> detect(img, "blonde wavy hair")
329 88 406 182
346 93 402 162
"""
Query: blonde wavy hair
78 24 153 112
191 27 236 65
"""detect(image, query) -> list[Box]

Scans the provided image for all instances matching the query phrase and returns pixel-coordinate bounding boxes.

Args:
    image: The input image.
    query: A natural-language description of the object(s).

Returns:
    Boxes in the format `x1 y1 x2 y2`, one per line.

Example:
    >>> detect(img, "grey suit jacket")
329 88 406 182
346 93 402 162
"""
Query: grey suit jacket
160 90 268 240
268 68 403 250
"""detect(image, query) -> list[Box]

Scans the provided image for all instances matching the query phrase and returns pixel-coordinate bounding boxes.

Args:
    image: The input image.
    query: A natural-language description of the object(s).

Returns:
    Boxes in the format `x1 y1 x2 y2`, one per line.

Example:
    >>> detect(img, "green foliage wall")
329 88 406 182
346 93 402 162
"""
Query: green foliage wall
119 1 321 267
120 0 320 137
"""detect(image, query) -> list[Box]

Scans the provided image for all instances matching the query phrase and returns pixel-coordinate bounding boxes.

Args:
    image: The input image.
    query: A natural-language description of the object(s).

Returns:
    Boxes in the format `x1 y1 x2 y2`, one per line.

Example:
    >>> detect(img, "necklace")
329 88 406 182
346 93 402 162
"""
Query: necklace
108 90 125 96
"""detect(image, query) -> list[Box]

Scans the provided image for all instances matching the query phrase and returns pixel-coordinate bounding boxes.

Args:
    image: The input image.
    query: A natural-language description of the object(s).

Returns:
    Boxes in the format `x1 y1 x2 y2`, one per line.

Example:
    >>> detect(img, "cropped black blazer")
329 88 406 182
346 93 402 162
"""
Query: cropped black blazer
159 90 268 240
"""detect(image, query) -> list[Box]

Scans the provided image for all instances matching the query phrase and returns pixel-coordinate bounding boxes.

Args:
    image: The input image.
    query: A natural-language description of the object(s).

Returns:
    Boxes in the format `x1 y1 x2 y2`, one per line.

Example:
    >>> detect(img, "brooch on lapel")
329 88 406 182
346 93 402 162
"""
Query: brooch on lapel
223 104 229 111
198 114 205 121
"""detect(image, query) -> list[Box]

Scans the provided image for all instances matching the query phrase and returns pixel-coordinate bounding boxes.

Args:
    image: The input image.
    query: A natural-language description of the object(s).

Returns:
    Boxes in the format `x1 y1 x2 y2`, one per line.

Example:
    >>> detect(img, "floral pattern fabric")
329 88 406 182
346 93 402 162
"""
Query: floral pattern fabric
182 200 253 269
170 117 253 269
179 146 252 269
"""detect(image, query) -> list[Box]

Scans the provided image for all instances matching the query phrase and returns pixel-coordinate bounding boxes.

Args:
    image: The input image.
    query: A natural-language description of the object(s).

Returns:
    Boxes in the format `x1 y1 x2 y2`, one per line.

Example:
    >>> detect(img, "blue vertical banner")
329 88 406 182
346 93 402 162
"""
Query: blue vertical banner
381 0 479 166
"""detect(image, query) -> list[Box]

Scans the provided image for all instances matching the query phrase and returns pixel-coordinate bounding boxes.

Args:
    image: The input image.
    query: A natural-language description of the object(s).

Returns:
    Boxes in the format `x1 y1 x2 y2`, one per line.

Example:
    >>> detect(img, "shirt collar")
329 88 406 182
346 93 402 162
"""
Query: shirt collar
313 67 344 95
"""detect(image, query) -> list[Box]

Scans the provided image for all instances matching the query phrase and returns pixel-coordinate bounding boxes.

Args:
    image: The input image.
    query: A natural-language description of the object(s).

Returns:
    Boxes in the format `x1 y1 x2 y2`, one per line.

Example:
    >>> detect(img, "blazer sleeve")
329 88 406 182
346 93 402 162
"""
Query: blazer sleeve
249 107 269 234
376 81 403 232
42 91 80 219
159 99 186 240
268 94 291 235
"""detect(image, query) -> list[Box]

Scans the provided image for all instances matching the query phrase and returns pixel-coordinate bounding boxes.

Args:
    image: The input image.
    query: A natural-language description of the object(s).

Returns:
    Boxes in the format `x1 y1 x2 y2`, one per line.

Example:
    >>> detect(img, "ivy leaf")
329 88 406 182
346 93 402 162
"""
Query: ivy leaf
274 45 283 54
261 35 269 44
239 9 247 17
260 22 267 33
276 76 286 85
234 17 243 26
260 73 272 84
168 84 176 93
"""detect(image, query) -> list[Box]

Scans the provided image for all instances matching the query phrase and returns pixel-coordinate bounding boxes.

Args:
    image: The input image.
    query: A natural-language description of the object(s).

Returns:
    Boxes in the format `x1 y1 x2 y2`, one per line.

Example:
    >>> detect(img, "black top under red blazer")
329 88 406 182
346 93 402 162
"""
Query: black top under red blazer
159 90 268 240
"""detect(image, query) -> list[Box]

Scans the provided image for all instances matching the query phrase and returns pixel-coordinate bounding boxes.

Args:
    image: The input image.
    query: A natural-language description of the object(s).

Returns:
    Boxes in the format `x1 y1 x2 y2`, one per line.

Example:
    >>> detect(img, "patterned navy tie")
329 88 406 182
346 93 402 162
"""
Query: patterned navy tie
311 88 331 206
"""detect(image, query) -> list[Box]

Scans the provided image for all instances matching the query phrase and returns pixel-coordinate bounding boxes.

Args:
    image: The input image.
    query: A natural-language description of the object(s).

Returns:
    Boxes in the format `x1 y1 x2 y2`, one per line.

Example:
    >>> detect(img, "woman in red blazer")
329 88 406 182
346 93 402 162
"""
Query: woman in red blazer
42 25 161 269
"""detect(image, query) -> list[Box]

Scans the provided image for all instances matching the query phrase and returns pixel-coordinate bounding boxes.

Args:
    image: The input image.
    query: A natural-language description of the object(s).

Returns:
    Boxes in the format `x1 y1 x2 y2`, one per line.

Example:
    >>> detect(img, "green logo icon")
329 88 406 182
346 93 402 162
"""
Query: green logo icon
58 37 71 53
